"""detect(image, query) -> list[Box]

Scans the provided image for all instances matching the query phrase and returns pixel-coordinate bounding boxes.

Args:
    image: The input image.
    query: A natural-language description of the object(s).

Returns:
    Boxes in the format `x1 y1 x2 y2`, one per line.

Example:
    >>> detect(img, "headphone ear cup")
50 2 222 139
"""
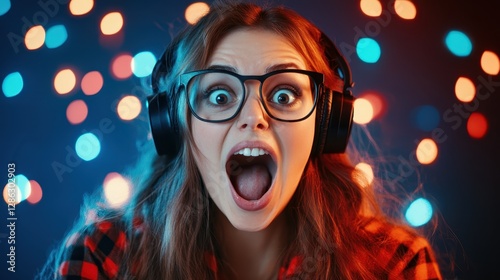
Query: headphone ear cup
312 87 333 156
322 90 354 154
147 92 181 157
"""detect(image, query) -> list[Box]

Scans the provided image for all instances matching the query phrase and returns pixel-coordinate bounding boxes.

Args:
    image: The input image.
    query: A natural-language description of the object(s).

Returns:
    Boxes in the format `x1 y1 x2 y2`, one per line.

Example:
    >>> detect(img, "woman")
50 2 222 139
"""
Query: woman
41 1 443 279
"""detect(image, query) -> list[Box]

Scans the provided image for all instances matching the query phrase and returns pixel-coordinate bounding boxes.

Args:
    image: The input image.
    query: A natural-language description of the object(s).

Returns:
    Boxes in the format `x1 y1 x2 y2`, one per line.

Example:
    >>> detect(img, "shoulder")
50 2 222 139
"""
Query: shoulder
58 218 133 279
362 219 443 280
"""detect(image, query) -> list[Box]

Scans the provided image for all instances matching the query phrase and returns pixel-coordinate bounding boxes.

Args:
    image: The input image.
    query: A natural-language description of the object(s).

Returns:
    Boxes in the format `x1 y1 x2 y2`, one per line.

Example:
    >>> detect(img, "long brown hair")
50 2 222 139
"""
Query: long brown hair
41 1 432 279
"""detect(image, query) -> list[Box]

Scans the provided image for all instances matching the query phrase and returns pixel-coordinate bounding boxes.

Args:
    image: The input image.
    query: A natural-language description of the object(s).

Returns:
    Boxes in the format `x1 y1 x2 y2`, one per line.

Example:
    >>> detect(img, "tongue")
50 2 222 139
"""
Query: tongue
234 164 271 201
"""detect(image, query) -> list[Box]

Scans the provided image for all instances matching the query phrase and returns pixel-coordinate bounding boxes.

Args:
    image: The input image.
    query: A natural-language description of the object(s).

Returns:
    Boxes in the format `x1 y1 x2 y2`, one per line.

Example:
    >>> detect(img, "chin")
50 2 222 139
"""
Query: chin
226 209 277 232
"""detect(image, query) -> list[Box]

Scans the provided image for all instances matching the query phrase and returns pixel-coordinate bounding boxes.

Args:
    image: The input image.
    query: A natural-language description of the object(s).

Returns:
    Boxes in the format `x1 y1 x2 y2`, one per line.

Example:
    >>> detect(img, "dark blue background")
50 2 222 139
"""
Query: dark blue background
1 0 499 279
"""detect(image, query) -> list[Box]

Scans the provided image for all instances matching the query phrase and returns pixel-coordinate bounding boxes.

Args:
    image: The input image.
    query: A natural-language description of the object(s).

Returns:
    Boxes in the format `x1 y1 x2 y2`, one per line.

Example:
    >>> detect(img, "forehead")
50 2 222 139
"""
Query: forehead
207 28 307 73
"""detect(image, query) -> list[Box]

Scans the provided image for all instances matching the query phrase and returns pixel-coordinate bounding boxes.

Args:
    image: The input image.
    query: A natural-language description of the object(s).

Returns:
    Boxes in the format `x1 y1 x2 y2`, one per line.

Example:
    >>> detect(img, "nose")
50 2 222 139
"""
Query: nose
237 84 270 130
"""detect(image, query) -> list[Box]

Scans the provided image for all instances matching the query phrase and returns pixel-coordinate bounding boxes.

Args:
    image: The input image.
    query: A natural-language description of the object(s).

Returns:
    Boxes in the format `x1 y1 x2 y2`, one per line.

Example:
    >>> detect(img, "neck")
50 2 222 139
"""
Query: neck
215 210 290 280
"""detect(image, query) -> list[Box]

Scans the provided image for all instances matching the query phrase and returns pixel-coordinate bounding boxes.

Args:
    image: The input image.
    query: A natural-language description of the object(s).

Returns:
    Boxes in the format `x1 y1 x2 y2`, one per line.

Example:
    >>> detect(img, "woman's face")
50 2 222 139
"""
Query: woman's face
191 28 316 231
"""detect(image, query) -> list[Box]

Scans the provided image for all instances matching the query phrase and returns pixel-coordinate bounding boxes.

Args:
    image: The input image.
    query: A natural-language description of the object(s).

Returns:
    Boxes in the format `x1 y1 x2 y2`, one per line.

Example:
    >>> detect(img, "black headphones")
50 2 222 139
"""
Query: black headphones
148 31 354 158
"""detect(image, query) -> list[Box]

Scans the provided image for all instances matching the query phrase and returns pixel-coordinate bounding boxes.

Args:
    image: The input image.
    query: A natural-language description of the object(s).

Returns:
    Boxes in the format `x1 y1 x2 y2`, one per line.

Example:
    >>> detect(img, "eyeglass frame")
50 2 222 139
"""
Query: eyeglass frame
178 68 324 123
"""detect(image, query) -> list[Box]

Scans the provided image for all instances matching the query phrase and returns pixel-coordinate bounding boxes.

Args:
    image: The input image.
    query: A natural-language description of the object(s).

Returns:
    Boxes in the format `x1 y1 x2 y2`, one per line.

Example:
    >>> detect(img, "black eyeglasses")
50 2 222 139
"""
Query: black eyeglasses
179 68 324 123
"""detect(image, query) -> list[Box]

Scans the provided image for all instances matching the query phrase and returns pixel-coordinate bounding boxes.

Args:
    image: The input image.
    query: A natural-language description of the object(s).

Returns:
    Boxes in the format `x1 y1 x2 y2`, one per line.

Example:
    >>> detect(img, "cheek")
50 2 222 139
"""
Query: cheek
191 119 227 180
191 120 223 159
281 115 315 159
278 114 315 193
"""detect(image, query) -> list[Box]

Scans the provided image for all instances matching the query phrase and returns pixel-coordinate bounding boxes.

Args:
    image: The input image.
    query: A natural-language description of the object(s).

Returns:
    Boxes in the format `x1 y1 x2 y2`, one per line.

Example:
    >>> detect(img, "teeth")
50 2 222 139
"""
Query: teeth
234 148 269 157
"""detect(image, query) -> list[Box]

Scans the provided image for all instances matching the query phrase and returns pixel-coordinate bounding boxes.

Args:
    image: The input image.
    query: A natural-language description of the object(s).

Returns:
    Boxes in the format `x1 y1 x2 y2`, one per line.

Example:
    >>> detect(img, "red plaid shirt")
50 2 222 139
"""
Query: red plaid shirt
58 219 442 279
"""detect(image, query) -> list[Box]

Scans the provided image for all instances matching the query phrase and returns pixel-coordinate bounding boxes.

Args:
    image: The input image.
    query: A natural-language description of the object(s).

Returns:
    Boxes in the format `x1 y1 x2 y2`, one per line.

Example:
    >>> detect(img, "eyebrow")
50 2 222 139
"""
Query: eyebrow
206 62 302 74
266 62 302 73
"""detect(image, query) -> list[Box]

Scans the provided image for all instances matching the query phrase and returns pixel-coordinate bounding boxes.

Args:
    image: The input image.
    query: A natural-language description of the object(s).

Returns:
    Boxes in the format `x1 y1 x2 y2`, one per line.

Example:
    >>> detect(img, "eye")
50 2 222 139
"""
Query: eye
270 88 297 105
207 88 233 105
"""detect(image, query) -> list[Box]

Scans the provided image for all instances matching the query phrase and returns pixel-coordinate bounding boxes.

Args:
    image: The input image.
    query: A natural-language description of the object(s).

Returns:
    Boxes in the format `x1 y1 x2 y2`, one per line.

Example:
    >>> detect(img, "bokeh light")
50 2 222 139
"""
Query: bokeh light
66 99 88 125
69 0 94 16
54 68 77 95
111 53 133 79
185 2 210 24
100 12 124 35
75 132 101 161
103 172 131 208
360 92 385 119
0 0 11 16
480 50 500 75
467 112 488 139
3 183 21 205
455 76 476 102
416 138 438 165
25 25 46 50
356 37 381 63
394 0 417 20
45 25 68 49
117 95 142 121
353 98 374 124
27 180 43 204
81 71 104 95
353 162 374 187
2 72 23 98
412 105 440 132
445 30 472 57
359 0 382 17
131 51 156 78
15 174 31 201
405 198 433 227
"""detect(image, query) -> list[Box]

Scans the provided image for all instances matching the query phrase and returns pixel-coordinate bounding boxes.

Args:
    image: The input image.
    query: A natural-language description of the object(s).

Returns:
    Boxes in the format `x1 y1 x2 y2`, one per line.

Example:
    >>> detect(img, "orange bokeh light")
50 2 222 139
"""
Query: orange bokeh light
25 25 45 50
416 138 438 165
111 53 133 80
394 0 417 20
54 68 77 95
185 2 210 24
117 95 142 121
467 112 488 139
360 0 382 17
81 71 103 95
100 12 124 35
359 92 385 119
27 180 43 204
69 0 94 16
66 99 88 124
480 50 500 75
455 76 476 102
353 98 374 124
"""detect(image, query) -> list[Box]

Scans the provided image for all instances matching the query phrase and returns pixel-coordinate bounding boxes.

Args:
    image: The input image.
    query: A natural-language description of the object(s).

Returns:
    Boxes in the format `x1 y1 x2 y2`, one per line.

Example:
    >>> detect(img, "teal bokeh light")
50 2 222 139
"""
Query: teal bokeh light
445 30 472 57
15 174 31 202
0 0 11 16
75 133 101 161
356 38 381 63
132 51 157 78
46 25 68 49
405 198 433 227
2 72 24 98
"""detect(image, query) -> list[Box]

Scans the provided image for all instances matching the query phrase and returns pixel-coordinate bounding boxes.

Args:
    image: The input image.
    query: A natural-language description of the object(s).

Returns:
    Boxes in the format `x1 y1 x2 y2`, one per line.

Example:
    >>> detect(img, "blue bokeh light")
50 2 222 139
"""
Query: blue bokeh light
356 37 381 63
131 51 157 78
445 30 472 57
46 25 68 49
405 198 433 227
75 132 101 161
0 0 11 16
2 72 24 97
412 105 440 131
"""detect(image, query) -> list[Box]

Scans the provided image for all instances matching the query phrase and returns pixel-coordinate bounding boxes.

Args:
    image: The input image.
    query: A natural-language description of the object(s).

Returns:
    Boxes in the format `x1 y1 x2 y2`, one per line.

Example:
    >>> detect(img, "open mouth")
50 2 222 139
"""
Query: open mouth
226 148 277 201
